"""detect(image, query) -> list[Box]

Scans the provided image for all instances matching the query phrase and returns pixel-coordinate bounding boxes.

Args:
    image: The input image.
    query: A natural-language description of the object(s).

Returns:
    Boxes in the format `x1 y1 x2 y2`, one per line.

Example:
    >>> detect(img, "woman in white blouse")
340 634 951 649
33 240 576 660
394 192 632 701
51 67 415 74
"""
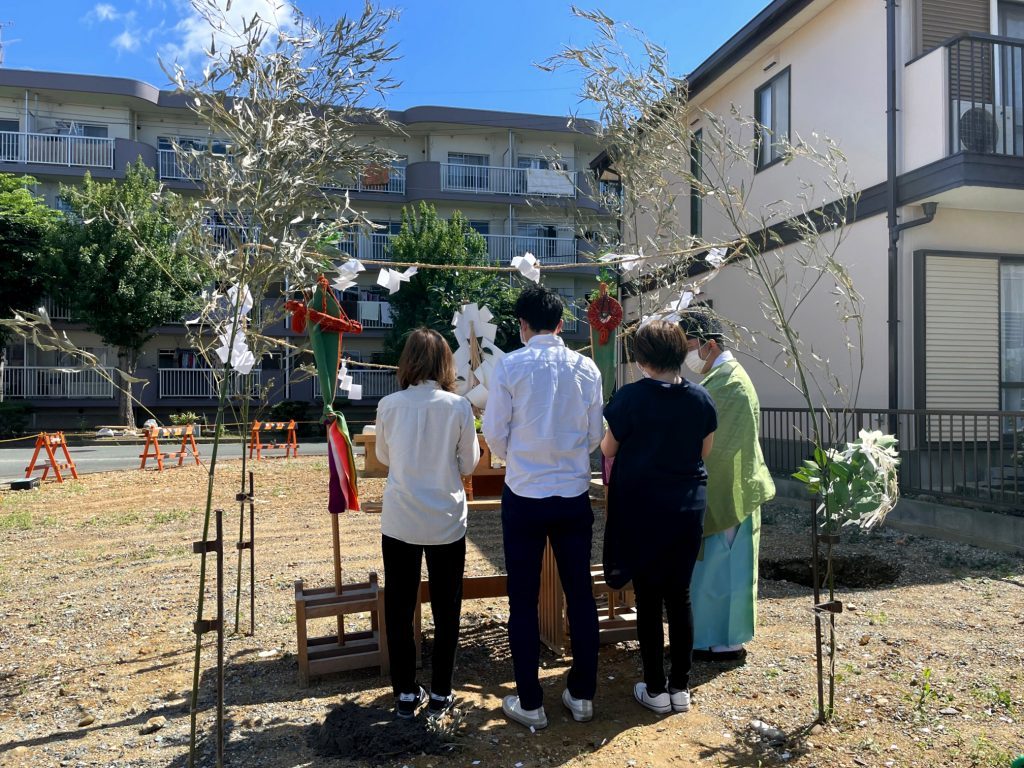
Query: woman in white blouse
375 328 481 719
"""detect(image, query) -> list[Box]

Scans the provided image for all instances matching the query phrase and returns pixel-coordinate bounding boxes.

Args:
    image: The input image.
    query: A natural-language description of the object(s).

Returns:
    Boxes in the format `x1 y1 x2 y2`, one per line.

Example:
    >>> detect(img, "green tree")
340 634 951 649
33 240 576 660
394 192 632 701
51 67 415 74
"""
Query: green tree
0 174 60 400
383 203 519 361
55 160 205 429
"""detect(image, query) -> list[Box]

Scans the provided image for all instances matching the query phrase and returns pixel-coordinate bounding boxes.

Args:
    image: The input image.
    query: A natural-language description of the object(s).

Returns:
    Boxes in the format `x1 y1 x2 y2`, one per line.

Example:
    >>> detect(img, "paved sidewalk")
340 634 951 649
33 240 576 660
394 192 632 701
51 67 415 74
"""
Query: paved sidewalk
0 439 328 484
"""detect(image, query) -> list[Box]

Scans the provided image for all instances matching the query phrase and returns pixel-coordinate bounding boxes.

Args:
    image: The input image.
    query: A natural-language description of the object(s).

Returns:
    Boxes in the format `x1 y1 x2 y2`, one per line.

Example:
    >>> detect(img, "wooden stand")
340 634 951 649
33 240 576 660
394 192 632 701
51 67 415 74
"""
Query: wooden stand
24 432 78 483
294 513 387 686
249 420 298 460
538 543 638 654
139 424 201 471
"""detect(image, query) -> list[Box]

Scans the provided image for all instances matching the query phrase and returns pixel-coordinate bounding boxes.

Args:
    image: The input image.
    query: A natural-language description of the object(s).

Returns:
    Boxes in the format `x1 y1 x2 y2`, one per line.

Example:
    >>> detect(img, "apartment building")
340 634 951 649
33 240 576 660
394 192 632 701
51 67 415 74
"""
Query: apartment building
617 0 1023 418
0 69 608 426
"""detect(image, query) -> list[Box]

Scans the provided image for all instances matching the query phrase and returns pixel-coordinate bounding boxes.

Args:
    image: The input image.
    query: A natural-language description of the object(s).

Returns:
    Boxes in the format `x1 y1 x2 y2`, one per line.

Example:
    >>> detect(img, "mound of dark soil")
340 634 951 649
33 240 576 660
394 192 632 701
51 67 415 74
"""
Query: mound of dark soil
310 701 455 764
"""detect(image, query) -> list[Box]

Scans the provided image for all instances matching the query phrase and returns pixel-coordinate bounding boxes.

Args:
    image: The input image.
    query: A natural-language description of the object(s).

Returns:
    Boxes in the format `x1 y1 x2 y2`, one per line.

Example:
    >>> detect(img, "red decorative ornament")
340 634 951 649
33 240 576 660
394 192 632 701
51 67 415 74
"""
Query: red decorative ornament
587 283 623 345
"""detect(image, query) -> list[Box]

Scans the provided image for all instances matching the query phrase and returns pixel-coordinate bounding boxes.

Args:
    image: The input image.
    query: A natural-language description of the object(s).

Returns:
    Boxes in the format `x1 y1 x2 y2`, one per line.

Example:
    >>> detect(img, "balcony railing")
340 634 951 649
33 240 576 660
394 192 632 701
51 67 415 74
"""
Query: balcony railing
158 368 262 399
2 366 115 399
948 34 1024 157
0 131 114 168
441 164 577 198
335 232 395 262
312 369 399 400
41 296 74 321
760 407 1024 512
158 149 235 181
481 234 577 265
207 223 261 249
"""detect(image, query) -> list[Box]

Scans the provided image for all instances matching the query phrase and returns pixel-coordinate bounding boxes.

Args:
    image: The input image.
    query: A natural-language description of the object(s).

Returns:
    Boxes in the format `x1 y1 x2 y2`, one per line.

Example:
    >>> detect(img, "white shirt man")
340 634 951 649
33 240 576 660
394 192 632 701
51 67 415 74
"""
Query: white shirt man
482 284 602 731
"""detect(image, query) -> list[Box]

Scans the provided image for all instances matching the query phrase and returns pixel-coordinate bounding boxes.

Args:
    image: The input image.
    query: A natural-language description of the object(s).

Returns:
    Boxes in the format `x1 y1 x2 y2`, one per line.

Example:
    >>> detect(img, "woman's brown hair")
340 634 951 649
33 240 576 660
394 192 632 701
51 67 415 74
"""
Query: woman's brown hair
631 319 688 372
397 327 457 392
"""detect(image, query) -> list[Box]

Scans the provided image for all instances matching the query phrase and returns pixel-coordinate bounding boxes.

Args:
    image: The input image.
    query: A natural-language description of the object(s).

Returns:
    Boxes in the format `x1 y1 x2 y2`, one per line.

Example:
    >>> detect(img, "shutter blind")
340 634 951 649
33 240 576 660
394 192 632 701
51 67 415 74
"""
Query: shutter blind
919 0 990 54
924 255 1000 438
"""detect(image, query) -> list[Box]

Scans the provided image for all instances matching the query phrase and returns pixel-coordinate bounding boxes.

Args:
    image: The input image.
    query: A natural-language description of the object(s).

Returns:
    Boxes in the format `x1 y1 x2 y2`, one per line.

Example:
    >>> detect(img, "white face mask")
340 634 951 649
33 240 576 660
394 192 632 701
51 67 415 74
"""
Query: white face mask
637 365 651 379
684 347 706 374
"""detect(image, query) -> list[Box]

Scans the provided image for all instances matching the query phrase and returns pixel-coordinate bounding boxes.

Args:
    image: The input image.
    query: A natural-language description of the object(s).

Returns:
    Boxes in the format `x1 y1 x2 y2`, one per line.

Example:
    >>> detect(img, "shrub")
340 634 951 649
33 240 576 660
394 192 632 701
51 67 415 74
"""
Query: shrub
0 402 33 438
169 411 202 425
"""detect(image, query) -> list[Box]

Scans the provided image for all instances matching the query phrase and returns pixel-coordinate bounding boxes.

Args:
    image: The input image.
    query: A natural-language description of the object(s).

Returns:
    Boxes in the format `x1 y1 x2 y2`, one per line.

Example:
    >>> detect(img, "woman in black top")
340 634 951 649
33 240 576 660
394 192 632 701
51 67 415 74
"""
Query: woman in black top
601 320 717 715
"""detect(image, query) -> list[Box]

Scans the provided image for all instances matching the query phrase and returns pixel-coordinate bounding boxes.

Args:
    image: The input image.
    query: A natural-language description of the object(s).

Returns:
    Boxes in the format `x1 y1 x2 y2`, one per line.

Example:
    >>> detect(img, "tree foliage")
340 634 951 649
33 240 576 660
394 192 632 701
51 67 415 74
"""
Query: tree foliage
54 160 206 425
0 174 60 347
383 203 519 361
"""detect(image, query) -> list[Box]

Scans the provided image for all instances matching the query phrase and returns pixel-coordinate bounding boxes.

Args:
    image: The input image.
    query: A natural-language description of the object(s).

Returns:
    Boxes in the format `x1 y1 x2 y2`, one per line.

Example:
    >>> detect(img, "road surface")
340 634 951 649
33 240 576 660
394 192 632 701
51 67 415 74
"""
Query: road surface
0 439 329 484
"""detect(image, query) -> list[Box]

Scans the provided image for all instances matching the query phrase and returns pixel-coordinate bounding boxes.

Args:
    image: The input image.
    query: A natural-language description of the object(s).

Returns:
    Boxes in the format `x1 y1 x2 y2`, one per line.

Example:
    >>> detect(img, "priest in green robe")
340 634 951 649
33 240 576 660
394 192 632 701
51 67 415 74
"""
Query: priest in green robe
680 310 775 662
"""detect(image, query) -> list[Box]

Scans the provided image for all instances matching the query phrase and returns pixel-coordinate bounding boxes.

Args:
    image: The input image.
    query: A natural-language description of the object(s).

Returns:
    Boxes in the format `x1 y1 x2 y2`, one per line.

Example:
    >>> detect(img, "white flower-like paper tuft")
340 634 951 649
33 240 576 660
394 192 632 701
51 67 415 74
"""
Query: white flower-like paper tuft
511 252 541 284
705 247 728 268
332 258 365 293
452 303 505 409
377 266 418 294
336 360 362 400
214 327 256 375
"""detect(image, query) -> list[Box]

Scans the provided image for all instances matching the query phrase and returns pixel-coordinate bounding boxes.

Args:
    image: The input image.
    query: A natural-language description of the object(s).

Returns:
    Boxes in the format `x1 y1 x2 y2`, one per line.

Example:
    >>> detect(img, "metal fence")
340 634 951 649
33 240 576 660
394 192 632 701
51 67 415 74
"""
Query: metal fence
760 407 1024 512
2 366 115 399
158 368 262 399
948 34 1024 157
0 131 114 168
440 163 577 198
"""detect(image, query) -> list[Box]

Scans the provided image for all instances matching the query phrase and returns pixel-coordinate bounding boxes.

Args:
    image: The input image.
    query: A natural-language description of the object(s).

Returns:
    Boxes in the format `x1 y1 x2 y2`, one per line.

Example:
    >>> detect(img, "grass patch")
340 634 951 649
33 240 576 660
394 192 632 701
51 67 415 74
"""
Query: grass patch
0 507 57 530
151 508 192 526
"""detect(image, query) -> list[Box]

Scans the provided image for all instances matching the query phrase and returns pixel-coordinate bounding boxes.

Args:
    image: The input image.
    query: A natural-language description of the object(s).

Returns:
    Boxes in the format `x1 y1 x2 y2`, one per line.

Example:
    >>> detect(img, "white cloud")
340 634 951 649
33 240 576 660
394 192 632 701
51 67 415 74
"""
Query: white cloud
87 3 121 22
112 28 141 52
163 0 297 67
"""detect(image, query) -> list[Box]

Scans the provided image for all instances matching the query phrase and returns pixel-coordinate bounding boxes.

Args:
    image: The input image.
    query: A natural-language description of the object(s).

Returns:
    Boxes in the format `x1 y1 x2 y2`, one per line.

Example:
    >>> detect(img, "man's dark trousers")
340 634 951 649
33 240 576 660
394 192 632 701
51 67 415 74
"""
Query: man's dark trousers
501 485 599 710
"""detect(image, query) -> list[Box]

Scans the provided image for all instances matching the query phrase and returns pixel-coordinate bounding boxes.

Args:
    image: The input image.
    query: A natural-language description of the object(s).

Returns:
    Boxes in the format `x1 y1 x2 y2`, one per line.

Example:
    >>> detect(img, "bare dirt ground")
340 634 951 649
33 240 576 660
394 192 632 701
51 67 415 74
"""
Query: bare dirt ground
1 456 1022 767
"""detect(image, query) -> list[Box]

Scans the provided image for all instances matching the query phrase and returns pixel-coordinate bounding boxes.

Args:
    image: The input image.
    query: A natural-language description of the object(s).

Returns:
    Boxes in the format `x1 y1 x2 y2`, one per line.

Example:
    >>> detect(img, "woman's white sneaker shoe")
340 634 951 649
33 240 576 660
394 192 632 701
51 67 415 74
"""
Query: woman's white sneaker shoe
633 682 672 714
561 688 594 722
669 688 691 713
502 695 548 730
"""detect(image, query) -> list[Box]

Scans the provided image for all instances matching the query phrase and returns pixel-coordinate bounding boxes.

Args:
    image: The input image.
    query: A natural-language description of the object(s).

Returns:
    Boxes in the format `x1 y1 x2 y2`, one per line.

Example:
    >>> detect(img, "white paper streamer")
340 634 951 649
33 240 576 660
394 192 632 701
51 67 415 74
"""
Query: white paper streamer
511 252 541 283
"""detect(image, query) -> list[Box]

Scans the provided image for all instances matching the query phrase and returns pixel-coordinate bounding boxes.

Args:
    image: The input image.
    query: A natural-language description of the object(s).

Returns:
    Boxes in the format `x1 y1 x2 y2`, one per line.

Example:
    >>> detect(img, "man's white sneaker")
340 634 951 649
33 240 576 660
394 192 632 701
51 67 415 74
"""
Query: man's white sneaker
669 688 691 713
502 695 548 730
561 688 594 722
633 682 672 714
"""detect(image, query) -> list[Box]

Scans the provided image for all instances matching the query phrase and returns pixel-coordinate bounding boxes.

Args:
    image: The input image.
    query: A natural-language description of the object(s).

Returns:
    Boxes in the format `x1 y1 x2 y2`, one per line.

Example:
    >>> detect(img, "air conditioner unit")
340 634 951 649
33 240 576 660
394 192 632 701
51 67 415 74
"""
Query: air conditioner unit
952 101 1012 153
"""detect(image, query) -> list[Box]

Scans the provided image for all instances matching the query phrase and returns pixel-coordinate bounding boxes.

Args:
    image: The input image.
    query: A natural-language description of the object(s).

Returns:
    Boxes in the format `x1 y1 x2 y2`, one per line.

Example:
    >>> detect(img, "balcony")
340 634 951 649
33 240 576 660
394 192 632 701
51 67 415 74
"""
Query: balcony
312 370 399 400
2 366 115 399
334 232 395 262
904 34 1024 170
158 149 208 181
158 368 262 399
481 234 577 265
440 164 577 198
0 131 114 169
354 300 393 329
41 296 74 322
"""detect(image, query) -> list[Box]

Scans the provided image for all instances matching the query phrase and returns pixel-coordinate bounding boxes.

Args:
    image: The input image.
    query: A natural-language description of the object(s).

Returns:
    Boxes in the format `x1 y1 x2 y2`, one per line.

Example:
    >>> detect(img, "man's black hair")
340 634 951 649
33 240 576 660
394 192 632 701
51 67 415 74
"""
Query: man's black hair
678 308 726 347
515 285 564 332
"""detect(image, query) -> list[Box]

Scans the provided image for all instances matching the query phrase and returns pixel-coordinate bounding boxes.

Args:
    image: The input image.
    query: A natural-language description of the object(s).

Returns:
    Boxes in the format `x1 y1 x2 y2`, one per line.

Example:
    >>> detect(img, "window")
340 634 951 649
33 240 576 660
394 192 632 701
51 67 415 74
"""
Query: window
0 120 19 163
690 129 703 238
754 68 790 169
1002 261 1024 411
0 119 18 133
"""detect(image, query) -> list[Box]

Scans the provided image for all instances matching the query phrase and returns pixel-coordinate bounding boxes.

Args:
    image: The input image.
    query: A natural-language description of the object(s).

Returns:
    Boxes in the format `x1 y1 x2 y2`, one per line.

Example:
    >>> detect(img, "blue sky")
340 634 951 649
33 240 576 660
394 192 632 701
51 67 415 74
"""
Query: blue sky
5 1 768 117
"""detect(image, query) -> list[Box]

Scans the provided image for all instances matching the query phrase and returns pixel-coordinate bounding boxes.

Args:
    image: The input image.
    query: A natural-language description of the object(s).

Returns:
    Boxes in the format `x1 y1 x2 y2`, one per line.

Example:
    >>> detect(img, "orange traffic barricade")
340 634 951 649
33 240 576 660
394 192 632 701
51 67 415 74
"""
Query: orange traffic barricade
139 424 201 471
249 420 298 460
25 432 79 483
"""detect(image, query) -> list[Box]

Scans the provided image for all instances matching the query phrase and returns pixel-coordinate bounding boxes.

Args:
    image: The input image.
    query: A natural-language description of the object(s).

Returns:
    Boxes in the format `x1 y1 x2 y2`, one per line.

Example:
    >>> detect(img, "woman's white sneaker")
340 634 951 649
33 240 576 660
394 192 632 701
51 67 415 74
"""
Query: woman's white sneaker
561 688 594 722
669 688 691 713
633 682 672 714
502 695 548 730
